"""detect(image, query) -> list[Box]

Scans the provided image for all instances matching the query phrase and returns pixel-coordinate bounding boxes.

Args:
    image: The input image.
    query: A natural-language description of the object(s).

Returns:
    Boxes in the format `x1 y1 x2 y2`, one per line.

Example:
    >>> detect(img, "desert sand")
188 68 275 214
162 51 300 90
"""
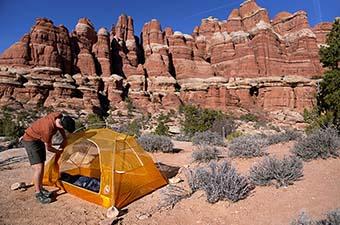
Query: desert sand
0 141 339 225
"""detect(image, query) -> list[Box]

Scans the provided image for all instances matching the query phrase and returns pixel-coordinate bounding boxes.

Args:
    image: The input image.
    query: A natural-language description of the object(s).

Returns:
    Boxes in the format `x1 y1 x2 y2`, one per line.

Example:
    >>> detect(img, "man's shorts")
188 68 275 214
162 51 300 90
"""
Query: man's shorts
22 140 46 165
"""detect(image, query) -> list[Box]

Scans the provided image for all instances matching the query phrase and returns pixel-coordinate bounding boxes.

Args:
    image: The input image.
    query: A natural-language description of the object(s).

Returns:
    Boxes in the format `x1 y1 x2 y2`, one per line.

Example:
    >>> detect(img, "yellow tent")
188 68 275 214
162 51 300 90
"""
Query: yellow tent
43 128 168 209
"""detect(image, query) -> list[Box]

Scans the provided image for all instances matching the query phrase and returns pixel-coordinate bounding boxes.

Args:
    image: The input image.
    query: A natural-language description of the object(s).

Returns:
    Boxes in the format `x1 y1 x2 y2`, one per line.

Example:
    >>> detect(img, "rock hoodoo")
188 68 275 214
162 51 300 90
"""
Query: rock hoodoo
0 0 334 119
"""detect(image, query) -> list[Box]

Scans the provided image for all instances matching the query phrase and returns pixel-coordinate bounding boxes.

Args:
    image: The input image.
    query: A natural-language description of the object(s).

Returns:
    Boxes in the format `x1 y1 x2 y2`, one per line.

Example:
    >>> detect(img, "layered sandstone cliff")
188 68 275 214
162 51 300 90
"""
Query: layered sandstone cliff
0 0 334 119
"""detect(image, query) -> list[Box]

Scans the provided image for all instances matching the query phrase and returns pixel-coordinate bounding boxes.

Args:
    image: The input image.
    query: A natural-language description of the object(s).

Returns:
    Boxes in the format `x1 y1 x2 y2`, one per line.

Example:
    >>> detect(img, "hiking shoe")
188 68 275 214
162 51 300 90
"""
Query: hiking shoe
35 191 52 204
40 187 52 198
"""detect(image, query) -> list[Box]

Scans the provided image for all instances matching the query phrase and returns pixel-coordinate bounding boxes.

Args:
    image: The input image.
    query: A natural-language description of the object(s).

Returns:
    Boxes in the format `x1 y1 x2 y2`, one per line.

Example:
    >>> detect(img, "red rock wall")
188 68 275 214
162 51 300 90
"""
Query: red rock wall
0 0 333 117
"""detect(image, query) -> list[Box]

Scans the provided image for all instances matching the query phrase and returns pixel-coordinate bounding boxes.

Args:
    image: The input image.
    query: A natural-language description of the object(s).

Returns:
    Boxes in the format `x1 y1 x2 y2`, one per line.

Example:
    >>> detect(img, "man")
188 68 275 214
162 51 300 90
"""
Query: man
22 112 75 204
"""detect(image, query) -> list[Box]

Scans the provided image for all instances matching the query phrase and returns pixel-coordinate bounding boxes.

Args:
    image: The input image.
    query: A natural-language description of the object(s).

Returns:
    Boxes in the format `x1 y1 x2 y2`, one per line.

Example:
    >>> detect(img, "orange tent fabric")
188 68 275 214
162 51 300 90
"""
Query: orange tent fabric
43 128 167 209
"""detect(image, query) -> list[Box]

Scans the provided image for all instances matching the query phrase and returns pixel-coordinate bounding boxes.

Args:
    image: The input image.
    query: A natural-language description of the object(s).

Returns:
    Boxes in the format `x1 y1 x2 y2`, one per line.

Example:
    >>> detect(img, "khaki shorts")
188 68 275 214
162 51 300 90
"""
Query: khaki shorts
22 140 46 165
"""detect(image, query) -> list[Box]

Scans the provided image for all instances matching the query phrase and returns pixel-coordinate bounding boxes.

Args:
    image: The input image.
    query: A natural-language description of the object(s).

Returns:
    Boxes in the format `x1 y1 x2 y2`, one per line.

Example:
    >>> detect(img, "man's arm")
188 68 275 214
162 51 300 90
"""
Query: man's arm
45 142 63 154
58 129 68 149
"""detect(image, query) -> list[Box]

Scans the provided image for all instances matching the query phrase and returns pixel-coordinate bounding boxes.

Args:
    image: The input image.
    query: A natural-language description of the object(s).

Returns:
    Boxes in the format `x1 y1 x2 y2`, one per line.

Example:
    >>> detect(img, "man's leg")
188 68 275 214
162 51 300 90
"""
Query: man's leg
32 163 44 193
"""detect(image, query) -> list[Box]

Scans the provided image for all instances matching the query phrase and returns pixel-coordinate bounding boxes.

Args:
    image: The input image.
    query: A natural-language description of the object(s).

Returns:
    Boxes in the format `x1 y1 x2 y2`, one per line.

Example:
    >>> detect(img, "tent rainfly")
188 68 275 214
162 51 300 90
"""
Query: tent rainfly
43 128 168 209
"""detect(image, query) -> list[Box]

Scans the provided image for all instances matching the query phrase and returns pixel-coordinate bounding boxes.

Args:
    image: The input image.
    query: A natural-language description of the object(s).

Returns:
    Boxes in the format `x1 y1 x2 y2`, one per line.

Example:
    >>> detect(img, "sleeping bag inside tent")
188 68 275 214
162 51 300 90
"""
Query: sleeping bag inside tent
43 128 168 209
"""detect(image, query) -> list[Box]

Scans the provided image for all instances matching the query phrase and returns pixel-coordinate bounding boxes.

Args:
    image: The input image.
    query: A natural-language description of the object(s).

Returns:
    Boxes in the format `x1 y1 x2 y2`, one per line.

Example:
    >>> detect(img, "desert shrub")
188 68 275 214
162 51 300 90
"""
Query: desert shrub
226 131 243 141
154 120 169 136
266 129 302 145
138 134 174 153
291 209 340 225
249 155 303 187
317 69 340 131
240 113 258 122
174 133 191 142
0 115 20 138
116 119 142 137
303 108 335 133
158 185 191 209
291 211 315 225
192 145 220 163
154 113 170 136
0 111 25 138
316 19 340 131
74 119 85 131
317 208 340 225
292 127 340 161
187 161 254 203
228 134 268 158
181 105 222 137
125 97 135 117
192 131 225 146
209 116 237 138
86 113 105 128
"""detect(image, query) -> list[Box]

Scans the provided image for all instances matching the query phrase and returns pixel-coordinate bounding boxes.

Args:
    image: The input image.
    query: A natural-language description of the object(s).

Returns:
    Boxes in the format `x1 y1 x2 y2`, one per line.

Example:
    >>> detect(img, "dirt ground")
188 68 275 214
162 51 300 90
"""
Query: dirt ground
0 141 339 225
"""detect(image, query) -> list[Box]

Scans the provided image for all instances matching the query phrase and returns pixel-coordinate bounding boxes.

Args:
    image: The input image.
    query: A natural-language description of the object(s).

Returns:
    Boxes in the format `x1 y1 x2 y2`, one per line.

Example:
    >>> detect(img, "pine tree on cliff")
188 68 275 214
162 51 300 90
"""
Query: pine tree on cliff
317 18 340 131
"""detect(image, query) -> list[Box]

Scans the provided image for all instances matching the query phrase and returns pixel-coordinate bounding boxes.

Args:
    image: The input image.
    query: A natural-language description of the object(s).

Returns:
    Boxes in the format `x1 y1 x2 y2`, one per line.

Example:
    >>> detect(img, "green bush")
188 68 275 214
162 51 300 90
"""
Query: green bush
240 113 258 122
154 113 170 136
0 109 29 138
303 108 335 133
86 113 105 128
315 19 340 131
316 69 340 131
181 105 222 137
319 19 340 70
0 115 21 138
125 97 135 116
117 119 142 137
226 131 243 141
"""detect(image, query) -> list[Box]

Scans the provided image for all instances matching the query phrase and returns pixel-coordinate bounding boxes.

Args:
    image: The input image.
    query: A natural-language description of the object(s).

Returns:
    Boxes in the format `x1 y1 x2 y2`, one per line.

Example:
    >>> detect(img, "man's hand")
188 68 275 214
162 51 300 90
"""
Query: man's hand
56 148 63 155
45 143 63 154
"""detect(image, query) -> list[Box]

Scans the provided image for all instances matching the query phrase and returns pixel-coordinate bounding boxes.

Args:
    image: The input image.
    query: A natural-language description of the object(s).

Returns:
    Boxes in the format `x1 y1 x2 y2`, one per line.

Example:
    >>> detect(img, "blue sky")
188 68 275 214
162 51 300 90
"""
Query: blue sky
0 0 339 53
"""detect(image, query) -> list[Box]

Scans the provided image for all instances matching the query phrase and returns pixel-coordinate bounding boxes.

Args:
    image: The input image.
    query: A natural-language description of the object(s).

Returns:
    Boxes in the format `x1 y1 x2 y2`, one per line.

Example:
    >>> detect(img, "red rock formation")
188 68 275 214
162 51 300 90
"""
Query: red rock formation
0 0 333 120
239 0 270 32
224 9 243 33
168 31 214 79
111 14 139 77
142 19 171 77
93 28 112 76
313 22 333 46
0 34 31 66
72 18 97 76
0 18 72 73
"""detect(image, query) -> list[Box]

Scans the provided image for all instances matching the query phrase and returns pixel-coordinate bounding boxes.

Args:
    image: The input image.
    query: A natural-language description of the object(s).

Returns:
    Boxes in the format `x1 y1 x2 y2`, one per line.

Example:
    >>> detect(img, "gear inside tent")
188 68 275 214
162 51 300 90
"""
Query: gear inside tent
43 128 168 209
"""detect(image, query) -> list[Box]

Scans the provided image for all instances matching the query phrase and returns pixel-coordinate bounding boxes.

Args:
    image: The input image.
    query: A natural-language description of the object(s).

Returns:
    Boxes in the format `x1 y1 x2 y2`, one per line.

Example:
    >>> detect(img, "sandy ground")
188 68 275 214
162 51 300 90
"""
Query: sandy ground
0 141 339 225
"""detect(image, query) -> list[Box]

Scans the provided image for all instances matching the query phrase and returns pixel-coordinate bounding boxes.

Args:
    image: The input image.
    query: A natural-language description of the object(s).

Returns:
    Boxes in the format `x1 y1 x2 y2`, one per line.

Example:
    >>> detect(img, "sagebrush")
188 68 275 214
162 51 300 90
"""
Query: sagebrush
228 134 268 158
116 119 142 137
138 134 174 153
249 155 303 187
266 130 301 145
192 131 225 146
291 208 340 225
158 185 191 210
192 145 220 163
292 127 340 161
187 161 254 203
209 116 237 138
